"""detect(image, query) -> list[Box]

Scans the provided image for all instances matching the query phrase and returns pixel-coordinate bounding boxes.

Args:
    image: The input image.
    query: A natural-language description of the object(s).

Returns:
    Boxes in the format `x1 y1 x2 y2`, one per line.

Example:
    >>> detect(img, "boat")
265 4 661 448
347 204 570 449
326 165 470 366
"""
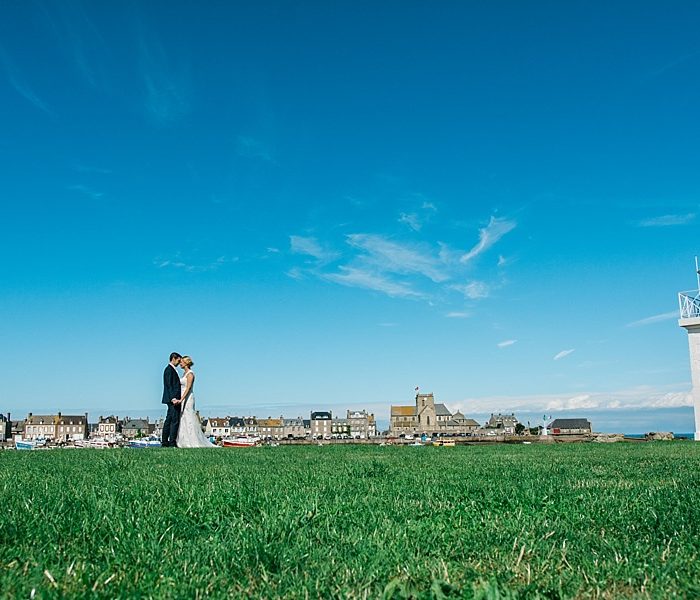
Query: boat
127 437 162 448
433 440 456 447
222 436 260 447
15 440 36 450
89 439 111 449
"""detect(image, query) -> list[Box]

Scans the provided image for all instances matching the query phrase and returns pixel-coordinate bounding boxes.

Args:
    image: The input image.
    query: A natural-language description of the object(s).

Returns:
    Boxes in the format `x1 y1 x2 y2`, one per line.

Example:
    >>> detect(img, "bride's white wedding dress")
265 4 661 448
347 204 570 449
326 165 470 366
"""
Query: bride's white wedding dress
176 371 217 448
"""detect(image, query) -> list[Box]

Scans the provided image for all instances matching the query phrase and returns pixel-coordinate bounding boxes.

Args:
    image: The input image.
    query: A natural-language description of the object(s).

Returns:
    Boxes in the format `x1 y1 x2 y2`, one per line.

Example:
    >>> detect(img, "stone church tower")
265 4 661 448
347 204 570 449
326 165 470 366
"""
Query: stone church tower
416 393 437 432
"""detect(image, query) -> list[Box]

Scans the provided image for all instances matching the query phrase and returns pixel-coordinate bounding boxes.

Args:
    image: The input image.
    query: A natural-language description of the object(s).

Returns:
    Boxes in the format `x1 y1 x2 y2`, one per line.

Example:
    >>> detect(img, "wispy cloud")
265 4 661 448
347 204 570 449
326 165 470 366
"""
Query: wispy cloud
322 266 424 299
553 349 575 361
452 281 490 300
0 47 51 113
637 213 695 227
446 312 471 319
155 255 237 273
626 310 678 328
72 163 111 174
236 136 275 162
290 236 338 264
68 184 103 200
451 384 692 415
646 50 700 79
398 212 422 231
347 234 448 283
498 339 517 348
138 30 191 125
289 212 514 307
461 216 516 263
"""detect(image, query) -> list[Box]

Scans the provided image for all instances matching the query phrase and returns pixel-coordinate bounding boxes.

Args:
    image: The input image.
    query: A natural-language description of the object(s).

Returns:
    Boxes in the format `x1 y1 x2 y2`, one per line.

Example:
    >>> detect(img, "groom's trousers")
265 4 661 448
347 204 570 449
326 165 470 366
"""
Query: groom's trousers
162 402 182 447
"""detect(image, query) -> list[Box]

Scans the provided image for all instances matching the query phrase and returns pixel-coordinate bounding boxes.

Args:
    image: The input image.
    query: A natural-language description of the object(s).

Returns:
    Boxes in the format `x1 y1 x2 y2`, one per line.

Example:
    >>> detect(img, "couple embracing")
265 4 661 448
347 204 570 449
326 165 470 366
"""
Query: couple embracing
161 352 217 448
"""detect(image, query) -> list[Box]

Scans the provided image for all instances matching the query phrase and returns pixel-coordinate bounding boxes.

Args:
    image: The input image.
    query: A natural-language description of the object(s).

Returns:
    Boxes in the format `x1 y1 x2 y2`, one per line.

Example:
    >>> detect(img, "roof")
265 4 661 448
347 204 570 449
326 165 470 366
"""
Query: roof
311 411 332 420
122 419 149 429
208 418 230 428
391 405 416 417
57 415 87 425
99 416 119 424
435 403 452 417
463 419 480 426
26 415 58 425
258 418 283 427
452 411 465 420
550 418 591 429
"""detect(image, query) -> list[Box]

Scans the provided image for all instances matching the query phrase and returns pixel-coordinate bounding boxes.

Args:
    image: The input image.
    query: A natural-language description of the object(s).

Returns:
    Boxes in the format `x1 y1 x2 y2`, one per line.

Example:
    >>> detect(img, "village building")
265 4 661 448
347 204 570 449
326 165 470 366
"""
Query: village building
0 413 11 442
311 411 332 439
229 417 258 436
346 410 376 438
483 413 520 434
331 417 350 437
450 411 480 433
204 417 232 438
97 416 121 439
55 414 89 441
24 414 58 441
282 417 306 439
258 417 284 439
121 419 151 439
24 413 88 441
549 418 592 435
11 419 25 440
390 393 480 435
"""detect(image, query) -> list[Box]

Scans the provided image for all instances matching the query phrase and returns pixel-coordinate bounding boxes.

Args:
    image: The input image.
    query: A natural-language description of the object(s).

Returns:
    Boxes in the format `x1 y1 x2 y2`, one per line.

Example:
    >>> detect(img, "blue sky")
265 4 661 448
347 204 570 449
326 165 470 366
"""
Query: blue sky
2 1 699 432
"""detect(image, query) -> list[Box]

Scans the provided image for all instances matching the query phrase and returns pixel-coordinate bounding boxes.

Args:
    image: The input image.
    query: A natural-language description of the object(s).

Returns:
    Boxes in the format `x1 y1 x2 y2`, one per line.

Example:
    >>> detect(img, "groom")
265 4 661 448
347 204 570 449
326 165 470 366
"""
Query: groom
161 352 182 447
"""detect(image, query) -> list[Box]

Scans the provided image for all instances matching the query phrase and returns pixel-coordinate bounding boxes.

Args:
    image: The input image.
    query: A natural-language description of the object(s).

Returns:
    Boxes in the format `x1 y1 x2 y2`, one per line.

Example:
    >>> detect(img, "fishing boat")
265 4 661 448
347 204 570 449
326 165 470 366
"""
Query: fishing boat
15 439 36 450
222 436 260 447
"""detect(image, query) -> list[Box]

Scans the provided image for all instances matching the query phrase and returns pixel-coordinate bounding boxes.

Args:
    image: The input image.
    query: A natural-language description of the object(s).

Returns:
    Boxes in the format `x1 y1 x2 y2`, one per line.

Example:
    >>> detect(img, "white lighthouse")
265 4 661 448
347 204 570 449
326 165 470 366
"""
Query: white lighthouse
678 258 700 441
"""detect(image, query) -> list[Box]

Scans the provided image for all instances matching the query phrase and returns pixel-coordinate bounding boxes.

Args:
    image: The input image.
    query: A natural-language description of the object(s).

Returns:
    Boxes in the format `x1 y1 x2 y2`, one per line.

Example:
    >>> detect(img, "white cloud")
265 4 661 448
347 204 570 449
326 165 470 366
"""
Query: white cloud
346 234 448 283
322 266 424 299
461 216 516 263
446 312 471 319
68 185 104 200
498 339 517 348
155 255 236 273
452 281 490 300
626 310 678 327
554 349 575 361
450 384 692 414
398 212 422 231
289 236 338 263
637 214 695 227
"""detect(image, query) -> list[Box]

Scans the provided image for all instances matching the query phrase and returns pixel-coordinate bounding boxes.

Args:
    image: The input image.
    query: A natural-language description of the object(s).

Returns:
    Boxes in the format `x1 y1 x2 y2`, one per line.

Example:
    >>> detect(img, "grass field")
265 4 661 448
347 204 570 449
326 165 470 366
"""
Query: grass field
1 443 700 599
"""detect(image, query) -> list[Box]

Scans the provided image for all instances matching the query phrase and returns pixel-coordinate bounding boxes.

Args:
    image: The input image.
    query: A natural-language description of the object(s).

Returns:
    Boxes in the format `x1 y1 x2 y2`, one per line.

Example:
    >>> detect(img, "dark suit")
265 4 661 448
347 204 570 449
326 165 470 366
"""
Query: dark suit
162 364 182 447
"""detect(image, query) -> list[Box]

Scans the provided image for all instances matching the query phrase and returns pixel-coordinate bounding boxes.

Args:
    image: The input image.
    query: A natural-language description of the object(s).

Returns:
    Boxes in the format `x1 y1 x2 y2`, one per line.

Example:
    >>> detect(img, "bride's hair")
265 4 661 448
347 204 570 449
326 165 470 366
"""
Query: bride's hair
181 356 194 368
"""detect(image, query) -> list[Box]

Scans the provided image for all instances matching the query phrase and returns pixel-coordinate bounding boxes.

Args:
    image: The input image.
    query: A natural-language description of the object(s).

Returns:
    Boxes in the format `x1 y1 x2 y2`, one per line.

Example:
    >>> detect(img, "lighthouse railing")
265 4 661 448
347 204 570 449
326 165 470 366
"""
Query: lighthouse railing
679 290 700 319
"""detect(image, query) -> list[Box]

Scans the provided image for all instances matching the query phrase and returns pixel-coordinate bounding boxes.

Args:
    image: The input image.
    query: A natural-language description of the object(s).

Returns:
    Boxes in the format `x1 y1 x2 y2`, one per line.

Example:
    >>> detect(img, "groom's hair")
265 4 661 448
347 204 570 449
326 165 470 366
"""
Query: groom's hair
169 352 182 361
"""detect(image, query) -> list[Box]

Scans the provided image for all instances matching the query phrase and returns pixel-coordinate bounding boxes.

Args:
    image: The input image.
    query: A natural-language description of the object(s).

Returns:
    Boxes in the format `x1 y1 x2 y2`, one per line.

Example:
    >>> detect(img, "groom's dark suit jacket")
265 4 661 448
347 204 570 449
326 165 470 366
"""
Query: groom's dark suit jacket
162 364 182 405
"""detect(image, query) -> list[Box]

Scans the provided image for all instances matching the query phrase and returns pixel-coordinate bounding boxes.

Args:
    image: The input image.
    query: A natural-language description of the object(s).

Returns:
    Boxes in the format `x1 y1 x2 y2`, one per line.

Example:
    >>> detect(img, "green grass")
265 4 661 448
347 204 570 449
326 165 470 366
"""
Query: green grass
1 443 700 598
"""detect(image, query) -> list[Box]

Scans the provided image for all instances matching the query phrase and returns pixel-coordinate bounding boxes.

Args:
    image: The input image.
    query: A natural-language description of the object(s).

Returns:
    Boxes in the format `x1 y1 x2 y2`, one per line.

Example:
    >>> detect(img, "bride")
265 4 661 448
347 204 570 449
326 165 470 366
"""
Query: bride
176 356 217 448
